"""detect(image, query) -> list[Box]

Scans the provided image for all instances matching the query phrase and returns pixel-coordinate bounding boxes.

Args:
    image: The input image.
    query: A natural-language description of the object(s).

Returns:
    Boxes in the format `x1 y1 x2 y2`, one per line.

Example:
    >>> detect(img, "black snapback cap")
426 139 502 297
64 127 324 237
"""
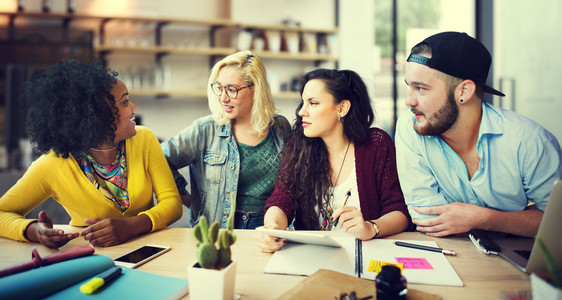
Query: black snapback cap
407 31 505 97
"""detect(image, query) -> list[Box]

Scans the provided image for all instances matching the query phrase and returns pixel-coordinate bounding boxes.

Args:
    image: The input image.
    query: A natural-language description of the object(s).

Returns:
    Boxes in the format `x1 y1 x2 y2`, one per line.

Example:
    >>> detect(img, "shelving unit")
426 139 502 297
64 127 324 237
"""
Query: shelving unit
130 89 300 100
94 45 237 57
94 46 338 62
1 11 338 99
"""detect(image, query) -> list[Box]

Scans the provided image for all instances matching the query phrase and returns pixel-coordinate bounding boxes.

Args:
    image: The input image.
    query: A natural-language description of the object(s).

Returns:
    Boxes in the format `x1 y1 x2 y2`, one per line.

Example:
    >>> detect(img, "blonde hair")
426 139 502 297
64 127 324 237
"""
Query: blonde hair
207 50 276 136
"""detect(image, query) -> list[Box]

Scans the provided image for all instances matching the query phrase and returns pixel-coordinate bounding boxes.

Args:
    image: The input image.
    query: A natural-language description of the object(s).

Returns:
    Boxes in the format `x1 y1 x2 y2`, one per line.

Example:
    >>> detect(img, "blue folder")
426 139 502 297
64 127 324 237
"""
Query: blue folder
0 255 188 299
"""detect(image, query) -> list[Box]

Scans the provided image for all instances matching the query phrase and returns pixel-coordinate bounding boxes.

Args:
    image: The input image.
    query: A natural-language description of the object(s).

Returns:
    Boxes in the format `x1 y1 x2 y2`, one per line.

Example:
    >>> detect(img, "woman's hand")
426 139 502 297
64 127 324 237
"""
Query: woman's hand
81 214 152 247
332 206 374 240
257 206 289 253
180 194 190 208
255 224 286 253
26 211 79 248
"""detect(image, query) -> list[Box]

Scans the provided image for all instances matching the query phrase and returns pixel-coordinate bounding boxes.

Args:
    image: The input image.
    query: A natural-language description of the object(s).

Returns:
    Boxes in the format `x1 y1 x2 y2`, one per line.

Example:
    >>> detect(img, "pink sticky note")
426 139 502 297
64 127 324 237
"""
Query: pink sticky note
395 257 433 270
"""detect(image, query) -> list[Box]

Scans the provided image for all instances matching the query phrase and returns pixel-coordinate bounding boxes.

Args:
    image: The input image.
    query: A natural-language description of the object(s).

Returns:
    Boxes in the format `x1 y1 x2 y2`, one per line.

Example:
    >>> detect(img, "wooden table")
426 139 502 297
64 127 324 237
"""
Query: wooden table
0 227 530 299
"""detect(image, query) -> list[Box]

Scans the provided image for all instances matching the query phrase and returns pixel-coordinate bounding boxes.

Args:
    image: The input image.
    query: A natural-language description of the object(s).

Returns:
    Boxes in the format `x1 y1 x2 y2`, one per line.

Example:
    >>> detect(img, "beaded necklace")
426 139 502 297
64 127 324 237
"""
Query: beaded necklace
320 141 351 230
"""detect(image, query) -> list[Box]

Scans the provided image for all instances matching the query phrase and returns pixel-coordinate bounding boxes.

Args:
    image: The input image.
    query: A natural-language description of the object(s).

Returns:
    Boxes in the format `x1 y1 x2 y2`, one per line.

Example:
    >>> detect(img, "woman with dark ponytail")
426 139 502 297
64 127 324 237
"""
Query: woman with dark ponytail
257 69 412 252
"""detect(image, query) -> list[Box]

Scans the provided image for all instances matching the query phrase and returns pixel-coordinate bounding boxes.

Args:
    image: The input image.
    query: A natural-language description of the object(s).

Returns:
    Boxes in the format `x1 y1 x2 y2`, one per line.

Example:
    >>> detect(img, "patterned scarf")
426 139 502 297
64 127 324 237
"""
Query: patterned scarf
76 141 129 211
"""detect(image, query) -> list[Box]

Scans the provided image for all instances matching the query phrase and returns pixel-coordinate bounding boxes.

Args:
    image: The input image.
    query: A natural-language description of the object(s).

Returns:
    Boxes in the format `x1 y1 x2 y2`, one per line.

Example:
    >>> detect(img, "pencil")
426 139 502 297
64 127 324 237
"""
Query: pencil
331 188 352 229
394 241 457 256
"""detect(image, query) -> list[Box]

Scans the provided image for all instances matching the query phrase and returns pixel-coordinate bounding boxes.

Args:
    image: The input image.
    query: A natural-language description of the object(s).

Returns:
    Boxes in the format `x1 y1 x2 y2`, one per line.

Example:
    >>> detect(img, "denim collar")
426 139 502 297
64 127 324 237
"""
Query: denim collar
217 122 233 137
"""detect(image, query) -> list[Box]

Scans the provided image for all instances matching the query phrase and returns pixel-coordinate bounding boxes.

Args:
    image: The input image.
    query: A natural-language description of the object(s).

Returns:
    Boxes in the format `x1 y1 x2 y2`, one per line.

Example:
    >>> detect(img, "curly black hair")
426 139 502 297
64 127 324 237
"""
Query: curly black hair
276 69 375 229
23 59 119 158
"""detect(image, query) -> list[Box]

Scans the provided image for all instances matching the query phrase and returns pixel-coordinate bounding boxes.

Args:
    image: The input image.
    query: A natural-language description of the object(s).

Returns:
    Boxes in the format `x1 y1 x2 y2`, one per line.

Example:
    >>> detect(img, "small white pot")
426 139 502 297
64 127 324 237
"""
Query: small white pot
531 273 562 300
188 260 236 300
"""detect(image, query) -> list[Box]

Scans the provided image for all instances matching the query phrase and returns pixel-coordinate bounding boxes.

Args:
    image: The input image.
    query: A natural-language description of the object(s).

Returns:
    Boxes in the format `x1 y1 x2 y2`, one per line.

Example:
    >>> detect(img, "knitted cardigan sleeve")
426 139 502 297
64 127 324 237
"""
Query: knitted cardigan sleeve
264 156 295 223
356 128 414 231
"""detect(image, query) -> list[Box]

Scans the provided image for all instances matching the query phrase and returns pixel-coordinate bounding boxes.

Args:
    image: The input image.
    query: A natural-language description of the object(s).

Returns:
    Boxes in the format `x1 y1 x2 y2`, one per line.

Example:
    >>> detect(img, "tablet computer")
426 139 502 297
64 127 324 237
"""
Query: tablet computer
256 227 342 248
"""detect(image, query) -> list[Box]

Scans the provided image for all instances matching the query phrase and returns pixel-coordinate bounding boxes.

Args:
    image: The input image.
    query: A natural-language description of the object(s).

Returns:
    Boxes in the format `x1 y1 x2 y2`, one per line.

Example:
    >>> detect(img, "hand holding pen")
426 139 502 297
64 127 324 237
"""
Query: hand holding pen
331 188 352 229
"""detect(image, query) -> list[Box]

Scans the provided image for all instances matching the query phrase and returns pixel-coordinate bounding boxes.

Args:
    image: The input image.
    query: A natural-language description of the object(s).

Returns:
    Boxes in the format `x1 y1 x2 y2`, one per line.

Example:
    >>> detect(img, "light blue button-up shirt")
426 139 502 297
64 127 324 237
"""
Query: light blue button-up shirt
161 114 291 227
395 102 562 219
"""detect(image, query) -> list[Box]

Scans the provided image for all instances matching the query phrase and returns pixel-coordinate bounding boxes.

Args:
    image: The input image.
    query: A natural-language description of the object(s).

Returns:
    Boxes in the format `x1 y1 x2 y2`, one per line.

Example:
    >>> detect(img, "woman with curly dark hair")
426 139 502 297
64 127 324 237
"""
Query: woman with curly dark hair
257 69 412 252
0 59 182 248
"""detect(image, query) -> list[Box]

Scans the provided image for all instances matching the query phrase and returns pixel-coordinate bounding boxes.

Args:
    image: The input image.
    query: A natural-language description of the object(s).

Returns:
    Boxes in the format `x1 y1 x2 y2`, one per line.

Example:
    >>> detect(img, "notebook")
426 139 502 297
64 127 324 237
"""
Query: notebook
264 236 464 287
469 180 562 273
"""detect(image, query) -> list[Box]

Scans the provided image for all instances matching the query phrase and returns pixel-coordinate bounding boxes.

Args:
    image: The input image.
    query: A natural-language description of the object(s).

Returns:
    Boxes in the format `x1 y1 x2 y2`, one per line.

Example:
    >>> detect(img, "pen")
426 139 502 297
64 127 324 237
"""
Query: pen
331 188 352 229
80 266 122 294
394 241 457 256
357 239 363 278
355 238 360 277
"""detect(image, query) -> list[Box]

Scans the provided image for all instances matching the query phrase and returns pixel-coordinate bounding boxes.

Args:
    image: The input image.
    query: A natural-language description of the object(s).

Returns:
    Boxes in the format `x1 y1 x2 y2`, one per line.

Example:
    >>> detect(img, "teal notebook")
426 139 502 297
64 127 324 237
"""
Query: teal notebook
0 255 188 300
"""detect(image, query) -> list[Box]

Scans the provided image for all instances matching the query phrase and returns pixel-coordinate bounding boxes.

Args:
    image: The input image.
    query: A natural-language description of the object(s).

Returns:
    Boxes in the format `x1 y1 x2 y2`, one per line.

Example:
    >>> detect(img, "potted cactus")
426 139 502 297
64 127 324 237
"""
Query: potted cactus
188 195 237 300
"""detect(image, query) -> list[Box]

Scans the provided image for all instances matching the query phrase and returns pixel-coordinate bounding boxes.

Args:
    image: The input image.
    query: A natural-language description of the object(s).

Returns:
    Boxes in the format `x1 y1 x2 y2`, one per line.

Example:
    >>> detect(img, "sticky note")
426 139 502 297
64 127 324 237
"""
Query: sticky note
367 260 403 273
394 257 433 270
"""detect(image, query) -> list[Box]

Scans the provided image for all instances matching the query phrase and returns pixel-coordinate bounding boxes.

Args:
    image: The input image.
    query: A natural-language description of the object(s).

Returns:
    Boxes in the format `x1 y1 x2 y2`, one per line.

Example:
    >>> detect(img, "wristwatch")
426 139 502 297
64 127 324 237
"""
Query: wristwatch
367 220 380 239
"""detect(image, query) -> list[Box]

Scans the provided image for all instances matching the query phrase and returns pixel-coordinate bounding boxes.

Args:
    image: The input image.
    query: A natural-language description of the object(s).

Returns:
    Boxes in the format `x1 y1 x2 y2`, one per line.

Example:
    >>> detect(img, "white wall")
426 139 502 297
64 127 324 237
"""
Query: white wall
339 0 376 118
396 1 475 124
339 0 375 81
494 0 562 143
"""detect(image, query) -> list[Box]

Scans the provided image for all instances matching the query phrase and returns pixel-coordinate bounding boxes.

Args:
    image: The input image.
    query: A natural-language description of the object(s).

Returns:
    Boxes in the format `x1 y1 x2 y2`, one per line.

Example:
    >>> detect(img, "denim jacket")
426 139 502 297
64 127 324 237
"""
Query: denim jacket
161 114 291 228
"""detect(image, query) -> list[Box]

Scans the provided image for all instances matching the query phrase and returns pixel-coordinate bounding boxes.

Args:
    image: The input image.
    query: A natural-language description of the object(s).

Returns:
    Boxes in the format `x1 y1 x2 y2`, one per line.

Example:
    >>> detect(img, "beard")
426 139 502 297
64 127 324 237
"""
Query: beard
413 90 458 136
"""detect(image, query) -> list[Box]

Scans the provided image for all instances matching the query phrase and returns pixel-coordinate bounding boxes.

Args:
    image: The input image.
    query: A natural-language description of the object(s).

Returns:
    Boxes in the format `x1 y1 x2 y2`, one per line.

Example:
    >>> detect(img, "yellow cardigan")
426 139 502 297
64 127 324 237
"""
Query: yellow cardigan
0 126 182 242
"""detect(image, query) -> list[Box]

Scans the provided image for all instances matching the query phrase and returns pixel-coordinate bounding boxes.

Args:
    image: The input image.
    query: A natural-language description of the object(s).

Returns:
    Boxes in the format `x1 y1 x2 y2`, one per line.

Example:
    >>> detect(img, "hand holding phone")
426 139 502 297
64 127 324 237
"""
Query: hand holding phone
114 245 170 268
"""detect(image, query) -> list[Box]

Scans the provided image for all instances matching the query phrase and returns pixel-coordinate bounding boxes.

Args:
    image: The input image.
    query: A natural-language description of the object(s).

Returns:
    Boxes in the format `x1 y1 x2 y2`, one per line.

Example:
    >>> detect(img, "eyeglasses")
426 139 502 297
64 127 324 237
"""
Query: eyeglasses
210 82 254 99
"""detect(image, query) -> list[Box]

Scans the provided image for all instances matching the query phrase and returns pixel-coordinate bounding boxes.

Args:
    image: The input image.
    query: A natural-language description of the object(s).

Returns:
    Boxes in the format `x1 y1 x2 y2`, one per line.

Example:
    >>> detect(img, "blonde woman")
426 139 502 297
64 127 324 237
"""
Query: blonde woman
162 51 291 229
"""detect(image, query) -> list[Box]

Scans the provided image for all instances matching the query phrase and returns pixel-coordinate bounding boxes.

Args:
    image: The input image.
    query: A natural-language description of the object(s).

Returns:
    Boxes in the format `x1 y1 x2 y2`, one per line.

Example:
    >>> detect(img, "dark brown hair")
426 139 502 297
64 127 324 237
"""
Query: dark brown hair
277 69 374 229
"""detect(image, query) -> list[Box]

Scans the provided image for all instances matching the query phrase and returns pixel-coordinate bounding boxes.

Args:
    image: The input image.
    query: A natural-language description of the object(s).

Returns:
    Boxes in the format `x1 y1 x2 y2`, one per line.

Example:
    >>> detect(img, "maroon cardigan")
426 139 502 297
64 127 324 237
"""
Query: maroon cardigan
265 128 414 231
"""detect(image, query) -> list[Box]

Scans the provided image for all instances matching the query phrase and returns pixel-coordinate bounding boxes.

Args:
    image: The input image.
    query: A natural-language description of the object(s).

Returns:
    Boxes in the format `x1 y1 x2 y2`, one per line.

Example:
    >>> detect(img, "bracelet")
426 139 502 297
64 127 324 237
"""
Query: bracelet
367 220 380 239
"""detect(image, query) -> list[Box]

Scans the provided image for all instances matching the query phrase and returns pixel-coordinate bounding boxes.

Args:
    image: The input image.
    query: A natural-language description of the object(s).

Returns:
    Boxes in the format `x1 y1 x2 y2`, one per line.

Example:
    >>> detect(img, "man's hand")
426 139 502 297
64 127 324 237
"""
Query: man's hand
26 211 79 248
412 202 489 237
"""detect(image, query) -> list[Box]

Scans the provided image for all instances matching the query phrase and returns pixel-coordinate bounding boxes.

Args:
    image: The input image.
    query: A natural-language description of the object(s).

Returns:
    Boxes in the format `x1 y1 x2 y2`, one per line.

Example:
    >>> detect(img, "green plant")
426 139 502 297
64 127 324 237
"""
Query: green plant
193 195 237 270
536 236 561 288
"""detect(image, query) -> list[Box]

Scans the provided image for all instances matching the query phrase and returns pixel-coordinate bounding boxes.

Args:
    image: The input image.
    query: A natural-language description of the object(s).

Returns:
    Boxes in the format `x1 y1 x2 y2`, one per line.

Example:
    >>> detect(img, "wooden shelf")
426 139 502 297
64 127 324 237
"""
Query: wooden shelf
251 50 338 61
0 11 234 27
95 45 237 56
3 11 338 99
236 22 338 34
130 89 300 99
4 11 339 60
1 12 337 34
274 91 300 99
95 46 338 61
131 89 207 98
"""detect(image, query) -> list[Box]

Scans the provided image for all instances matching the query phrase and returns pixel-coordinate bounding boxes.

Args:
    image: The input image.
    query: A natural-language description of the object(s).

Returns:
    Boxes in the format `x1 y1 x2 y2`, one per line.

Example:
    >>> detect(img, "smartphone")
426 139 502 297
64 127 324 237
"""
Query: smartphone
114 244 171 268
